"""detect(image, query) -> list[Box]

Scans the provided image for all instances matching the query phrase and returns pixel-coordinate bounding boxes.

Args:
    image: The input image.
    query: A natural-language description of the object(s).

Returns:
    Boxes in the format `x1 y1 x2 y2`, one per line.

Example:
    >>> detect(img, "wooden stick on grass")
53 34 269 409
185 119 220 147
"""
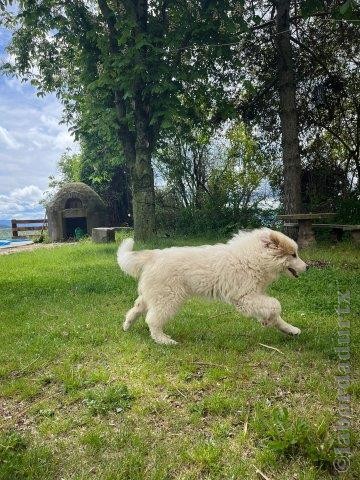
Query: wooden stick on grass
243 403 251 436
254 466 273 480
259 343 285 355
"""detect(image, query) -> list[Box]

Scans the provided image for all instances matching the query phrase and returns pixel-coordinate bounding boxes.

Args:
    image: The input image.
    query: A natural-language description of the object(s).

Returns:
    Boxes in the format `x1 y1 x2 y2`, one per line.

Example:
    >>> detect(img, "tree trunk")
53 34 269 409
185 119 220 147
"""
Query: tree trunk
132 134 156 241
106 164 132 226
276 0 302 221
131 0 156 241
99 0 156 241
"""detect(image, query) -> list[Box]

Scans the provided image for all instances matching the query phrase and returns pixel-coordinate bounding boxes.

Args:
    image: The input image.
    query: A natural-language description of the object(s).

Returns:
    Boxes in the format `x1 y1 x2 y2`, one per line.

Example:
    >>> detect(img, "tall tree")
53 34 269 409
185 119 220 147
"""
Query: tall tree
236 0 359 211
1 0 245 240
275 0 302 214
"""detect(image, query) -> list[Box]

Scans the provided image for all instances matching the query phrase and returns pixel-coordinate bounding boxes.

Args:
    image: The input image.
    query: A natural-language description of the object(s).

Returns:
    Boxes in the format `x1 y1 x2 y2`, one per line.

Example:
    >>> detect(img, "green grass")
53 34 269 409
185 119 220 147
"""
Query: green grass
0 235 359 479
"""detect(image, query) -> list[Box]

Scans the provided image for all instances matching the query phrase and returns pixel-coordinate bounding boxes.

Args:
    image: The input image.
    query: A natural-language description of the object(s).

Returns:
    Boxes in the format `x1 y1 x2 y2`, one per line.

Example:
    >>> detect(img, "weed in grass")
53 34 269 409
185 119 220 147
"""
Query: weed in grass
83 384 134 415
54 362 110 393
0 431 55 480
36 408 55 418
252 406 336 472
37 416 75 436
0 377 42 400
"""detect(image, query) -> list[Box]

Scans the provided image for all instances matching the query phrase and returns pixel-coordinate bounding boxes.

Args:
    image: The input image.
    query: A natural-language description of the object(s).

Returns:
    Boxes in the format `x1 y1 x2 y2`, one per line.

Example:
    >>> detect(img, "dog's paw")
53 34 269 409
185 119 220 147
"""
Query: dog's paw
123 321 131 331
287 325 301 335
153 335 178 345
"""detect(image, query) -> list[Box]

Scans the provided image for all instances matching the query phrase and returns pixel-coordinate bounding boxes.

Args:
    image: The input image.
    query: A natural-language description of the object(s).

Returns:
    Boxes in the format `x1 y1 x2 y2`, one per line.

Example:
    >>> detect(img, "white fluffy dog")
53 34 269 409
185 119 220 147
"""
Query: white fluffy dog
117 228 308 345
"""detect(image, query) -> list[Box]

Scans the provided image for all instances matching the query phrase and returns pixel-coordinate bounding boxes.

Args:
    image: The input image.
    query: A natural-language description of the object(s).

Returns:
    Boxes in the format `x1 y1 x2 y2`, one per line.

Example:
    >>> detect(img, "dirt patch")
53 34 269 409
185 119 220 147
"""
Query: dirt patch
307 259 331 269
0 398 35 431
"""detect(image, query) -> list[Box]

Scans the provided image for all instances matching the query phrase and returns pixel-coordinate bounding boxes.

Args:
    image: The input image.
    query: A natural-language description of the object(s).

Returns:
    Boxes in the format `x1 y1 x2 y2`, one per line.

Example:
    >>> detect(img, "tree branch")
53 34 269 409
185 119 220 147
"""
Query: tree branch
289 35 330 74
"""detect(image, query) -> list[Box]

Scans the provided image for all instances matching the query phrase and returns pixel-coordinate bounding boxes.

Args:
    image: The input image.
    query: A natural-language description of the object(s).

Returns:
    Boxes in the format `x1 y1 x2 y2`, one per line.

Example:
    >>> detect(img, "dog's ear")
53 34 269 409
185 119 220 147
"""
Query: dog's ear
269 230 282 249
260 230 294 255
259 229 280 249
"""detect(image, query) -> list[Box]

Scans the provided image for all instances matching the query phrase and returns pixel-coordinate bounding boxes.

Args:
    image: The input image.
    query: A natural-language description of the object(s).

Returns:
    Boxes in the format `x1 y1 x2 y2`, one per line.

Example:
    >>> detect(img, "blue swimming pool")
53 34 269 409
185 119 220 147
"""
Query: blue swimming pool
0 239 33 248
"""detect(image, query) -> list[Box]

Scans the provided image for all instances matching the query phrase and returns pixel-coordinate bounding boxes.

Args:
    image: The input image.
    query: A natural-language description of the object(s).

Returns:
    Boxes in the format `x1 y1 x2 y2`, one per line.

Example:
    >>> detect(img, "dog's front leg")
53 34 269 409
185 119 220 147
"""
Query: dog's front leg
271 316 301 335
235 294 301 336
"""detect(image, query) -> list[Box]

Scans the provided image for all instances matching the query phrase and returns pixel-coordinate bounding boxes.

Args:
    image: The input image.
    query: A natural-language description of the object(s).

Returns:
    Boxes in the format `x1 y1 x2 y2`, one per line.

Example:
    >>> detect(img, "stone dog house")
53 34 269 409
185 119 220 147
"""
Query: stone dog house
47 182 107 241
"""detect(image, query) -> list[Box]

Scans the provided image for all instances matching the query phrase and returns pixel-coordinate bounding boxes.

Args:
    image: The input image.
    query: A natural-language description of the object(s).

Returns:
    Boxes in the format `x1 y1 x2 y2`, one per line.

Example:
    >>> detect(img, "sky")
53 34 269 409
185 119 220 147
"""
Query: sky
0 27 78 221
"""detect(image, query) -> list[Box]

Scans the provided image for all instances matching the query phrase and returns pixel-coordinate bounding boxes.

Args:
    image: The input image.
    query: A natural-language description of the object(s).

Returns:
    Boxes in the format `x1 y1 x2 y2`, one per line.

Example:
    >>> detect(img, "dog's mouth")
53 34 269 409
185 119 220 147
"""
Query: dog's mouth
288 267 299 278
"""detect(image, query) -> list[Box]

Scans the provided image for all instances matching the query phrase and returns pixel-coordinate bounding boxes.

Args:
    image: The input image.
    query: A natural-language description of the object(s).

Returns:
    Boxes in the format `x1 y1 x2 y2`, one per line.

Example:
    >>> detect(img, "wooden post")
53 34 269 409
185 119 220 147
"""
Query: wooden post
297 219 315 248
11 219 18 237
350 230 360 244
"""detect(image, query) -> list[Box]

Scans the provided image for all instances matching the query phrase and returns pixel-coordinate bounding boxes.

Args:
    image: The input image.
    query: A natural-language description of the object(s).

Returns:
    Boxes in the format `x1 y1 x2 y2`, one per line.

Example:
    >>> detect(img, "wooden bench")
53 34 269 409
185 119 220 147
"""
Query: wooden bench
283 222 360 244
11 218 48 238
278 213 336 248
313 224 360 243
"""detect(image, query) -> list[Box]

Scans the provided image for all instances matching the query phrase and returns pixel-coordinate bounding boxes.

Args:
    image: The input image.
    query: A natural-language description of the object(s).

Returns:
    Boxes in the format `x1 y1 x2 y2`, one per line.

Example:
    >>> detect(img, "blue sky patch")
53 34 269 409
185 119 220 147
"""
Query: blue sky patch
0 26 78 220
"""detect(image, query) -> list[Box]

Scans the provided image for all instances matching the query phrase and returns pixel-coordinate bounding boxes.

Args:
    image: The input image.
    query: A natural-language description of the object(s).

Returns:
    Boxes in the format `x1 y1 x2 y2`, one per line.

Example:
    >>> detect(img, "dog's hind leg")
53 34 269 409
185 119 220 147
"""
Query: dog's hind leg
123 296 147 331
145 303 180 345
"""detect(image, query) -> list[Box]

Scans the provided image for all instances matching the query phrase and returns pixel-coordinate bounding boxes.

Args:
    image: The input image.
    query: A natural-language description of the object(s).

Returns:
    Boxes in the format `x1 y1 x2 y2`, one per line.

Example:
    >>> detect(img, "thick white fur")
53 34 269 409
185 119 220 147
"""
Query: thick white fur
118 228 307 345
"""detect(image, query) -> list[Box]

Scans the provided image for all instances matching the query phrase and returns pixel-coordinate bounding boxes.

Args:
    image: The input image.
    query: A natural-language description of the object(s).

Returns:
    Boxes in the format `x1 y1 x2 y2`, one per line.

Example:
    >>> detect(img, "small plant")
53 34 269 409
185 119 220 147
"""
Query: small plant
83 384 134 415
37 408 55 418
253 406 336 471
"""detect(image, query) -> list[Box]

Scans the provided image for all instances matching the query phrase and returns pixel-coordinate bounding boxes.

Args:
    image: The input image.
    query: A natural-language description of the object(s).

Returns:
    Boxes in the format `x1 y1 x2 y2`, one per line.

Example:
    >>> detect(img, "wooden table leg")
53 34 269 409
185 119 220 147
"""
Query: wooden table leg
350 230 360 244
330 228 344 243
297 219 316 248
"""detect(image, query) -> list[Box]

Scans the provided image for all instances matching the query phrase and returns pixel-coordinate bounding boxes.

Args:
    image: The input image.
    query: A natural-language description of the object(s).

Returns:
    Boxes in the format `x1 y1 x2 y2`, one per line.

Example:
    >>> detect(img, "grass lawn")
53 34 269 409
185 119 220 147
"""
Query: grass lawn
0 234 359 480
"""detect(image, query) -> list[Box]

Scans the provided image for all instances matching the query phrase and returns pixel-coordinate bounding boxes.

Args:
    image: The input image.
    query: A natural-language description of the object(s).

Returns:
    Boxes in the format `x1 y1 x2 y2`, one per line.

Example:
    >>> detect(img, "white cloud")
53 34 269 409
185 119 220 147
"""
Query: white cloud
0 185 45 220
10 185 43 201
0 125 21 149
40 113 61 129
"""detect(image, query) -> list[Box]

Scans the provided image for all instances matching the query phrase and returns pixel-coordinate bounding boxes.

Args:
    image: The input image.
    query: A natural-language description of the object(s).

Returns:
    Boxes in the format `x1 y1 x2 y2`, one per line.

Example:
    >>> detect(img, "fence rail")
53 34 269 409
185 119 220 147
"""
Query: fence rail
11 218 48 237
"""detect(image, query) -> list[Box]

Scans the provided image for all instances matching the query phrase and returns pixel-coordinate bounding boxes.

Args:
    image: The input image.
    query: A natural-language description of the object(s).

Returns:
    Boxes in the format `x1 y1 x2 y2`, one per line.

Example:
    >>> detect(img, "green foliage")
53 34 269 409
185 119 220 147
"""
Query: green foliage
335 192 360 224
84 384 134 415
155 122 277 234
238 1 360 205
300 0 326 18
252 406 336 471
157 201 278 236
1 0 252 239
49 151 82 188
301 157 350 213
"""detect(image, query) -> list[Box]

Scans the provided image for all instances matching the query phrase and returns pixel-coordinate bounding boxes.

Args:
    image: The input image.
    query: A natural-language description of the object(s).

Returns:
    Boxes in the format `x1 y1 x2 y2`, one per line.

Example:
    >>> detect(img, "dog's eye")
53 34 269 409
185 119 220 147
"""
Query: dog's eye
292 253 297 258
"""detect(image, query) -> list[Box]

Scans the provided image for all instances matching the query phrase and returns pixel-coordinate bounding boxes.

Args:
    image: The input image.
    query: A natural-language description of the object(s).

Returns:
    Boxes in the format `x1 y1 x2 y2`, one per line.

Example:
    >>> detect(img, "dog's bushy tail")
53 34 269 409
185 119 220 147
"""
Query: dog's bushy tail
117 238 153 278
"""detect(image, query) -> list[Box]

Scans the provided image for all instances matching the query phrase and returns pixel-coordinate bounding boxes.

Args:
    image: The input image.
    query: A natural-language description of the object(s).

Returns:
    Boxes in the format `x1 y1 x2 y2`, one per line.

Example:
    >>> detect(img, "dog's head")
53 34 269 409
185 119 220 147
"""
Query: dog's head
260 229 308 278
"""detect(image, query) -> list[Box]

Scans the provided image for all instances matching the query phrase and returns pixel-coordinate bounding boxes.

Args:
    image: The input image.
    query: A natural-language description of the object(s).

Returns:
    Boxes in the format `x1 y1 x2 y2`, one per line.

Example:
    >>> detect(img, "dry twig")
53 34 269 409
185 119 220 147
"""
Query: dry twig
259 343 284 355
